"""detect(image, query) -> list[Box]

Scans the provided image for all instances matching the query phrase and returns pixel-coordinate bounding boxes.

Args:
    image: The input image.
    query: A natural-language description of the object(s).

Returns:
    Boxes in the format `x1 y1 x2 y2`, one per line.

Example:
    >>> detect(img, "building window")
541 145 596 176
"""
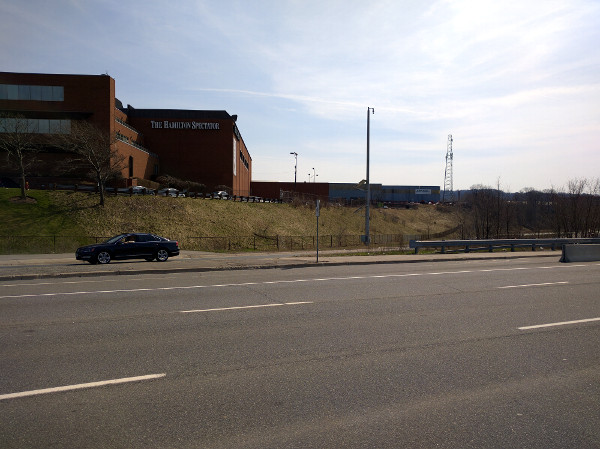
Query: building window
0 117 71 134
129 156 134 178
239 150 249 170
233 138 237 176
0 84 64 101
38 119 49 134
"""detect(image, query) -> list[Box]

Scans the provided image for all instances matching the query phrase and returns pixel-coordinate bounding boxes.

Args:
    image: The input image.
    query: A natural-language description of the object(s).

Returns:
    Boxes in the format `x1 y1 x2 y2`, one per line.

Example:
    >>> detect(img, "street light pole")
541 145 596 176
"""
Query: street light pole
290 152 297 187
365 107 374 245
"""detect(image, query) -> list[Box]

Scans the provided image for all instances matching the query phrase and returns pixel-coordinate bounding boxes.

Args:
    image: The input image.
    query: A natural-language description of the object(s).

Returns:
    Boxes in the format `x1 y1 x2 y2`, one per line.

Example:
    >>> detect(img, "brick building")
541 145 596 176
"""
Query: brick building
0 72 251 195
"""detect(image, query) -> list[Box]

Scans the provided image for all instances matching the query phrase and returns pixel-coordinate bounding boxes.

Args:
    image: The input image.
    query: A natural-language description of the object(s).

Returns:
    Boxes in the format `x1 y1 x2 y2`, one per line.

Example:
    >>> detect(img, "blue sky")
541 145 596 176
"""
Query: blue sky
2 0 599 191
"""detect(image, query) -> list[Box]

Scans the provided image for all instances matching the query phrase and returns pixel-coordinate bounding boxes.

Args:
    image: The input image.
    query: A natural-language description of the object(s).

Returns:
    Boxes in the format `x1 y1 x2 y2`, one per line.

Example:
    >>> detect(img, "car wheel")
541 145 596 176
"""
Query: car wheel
156 249 169 262
145 257 155 262
96 251 111 264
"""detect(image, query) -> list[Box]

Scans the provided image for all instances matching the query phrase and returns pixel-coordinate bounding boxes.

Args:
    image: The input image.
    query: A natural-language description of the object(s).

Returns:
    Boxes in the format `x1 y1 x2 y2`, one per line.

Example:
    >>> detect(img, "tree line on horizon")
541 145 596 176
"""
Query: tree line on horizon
457 178 600 240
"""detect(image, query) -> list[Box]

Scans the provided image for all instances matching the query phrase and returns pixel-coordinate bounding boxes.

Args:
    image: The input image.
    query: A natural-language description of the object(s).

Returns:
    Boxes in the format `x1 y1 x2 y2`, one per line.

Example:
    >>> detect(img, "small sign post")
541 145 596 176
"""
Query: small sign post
315 200 320 263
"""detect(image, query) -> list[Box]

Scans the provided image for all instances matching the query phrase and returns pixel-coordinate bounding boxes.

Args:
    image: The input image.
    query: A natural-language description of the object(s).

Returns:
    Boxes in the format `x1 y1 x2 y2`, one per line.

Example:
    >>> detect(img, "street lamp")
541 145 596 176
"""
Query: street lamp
365 107 374 245
312 168 317 183
290 152 298 187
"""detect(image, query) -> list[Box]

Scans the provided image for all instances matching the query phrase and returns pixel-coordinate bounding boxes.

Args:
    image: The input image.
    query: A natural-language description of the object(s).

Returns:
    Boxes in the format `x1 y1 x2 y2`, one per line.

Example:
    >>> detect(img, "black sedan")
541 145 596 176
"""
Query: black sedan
76 233 179 264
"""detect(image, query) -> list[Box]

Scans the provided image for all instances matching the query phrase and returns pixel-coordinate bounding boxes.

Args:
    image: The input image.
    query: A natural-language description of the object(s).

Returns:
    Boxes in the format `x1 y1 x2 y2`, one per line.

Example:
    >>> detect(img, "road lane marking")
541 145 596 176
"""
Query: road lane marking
518 317 600 330
498 281 569 289
1 263 596 299
1 278 148 288
0 373 166 401
180 301 313 313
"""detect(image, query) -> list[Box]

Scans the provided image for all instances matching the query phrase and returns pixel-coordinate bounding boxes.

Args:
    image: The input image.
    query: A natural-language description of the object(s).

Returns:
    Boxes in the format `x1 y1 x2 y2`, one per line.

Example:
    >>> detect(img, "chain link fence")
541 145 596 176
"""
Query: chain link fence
0 233 424 254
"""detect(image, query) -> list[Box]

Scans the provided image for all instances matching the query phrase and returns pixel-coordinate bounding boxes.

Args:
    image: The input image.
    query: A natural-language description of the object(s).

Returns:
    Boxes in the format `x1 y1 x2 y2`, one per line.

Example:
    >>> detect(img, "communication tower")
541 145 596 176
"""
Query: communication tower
442 134 454 202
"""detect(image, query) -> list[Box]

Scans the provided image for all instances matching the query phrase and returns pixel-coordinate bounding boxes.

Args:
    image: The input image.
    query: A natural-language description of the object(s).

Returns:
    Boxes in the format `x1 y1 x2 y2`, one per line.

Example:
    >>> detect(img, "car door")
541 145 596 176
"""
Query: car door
111 235 132 259
135 234 156 257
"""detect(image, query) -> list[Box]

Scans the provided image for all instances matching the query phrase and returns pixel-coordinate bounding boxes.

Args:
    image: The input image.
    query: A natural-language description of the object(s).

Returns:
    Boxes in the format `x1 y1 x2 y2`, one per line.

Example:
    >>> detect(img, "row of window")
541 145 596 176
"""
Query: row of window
116 131 142 149
116 131 158 158
115 115 142 135
0 117 71 134
0 84 64 101
239 150 249 170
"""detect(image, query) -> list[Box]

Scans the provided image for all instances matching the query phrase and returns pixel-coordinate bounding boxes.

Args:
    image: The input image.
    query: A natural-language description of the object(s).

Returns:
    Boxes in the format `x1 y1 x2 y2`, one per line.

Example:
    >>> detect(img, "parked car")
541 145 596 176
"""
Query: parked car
76 233 179 264
131 186 154 195
212 190 229 199
158 188 179 197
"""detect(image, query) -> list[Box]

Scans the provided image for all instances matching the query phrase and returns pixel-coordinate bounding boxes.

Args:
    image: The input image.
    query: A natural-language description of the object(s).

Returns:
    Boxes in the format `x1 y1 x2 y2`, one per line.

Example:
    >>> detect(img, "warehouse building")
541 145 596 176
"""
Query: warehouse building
0 71 251 195
250 182 440 204
329 183 440 204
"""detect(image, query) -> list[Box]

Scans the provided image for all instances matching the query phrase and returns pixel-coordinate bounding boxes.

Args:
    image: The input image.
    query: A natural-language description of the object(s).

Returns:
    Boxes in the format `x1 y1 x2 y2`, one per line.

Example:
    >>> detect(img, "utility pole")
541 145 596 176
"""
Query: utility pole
290 152 298 187
365 107 374 245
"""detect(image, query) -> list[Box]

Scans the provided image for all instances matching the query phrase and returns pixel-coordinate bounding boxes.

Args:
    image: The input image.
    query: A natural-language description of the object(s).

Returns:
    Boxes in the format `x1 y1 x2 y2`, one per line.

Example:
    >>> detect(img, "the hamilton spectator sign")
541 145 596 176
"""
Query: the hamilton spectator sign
150 120 219 130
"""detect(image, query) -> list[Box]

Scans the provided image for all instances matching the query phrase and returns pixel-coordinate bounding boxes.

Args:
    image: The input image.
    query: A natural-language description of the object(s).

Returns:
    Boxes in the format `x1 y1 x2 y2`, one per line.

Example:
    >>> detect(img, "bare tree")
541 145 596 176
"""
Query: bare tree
550 178 600 237
467 185 496 239
566 179 587 237
582 178 600 237
0 114 38 199
56 120 125 206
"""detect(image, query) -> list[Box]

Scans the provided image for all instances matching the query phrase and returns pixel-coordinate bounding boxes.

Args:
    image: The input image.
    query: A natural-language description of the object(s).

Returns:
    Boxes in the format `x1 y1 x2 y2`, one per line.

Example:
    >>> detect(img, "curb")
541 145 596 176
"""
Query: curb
0 252 560 281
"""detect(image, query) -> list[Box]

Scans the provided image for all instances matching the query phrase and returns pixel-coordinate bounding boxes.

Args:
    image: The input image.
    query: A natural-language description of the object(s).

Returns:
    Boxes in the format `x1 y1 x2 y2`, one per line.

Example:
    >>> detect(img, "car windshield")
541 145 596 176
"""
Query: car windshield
104 234 127 244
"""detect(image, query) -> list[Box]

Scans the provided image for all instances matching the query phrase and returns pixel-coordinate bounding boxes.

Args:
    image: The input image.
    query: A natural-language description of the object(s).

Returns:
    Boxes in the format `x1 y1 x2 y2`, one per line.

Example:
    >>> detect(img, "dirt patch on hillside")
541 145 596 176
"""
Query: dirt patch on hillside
9 196 37 204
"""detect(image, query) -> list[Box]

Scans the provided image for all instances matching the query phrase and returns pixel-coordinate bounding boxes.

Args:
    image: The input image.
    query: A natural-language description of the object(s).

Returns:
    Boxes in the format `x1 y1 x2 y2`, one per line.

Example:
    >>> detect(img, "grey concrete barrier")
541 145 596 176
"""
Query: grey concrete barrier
560 244 600 263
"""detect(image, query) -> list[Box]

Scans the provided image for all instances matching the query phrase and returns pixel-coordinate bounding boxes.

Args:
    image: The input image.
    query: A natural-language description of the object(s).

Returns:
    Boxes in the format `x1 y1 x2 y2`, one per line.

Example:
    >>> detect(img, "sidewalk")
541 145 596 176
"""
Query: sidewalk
0 249 562 281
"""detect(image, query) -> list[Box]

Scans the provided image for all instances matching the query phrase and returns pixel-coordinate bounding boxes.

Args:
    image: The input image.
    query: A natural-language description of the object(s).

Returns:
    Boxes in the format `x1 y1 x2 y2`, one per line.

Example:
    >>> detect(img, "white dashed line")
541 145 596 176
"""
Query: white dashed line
518 317 600 330
180 301 313 313
498 281 569 289
0 373 166 401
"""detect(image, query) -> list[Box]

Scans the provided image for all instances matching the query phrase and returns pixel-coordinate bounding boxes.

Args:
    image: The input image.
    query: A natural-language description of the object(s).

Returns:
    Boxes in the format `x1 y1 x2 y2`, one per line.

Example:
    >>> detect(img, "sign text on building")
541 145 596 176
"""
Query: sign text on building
150 120 219 130
415 189 431 195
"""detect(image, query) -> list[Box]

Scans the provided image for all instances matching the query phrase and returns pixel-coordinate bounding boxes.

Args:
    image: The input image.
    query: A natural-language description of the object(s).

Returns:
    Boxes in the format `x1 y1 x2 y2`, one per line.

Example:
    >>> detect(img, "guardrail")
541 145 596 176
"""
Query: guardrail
409 238 600 254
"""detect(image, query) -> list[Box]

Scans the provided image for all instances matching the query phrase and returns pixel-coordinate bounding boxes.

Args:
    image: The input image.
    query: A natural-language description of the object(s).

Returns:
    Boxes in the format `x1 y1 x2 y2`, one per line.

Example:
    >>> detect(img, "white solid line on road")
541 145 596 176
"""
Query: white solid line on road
180 301 313 313
518 317 600 330
498 281 569 289
0 373 166 401
2 263 596 300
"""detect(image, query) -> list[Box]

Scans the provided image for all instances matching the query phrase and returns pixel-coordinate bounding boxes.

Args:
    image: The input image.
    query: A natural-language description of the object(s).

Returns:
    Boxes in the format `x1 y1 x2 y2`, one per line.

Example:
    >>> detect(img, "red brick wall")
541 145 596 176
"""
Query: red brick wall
0 72 114 129
127 116 252 196
1 72 252 193
251 181 329 200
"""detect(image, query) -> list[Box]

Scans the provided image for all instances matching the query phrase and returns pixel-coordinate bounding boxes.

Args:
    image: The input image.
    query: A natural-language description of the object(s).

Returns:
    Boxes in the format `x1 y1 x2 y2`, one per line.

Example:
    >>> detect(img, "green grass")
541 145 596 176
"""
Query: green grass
0 189 461 254
0 189 94 253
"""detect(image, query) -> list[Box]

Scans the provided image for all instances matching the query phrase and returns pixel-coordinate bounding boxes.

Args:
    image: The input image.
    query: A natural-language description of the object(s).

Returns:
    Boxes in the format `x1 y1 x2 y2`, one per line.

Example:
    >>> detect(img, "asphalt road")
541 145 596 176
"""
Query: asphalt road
1 257 599 448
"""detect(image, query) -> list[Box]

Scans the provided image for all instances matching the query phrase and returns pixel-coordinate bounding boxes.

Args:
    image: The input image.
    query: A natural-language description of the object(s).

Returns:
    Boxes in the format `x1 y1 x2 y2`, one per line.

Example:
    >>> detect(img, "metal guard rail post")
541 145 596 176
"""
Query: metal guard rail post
409 238 600 254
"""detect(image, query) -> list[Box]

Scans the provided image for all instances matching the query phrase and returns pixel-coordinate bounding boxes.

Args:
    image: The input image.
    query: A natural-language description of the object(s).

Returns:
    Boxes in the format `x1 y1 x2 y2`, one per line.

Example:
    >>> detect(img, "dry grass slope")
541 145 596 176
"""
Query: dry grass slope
66 193 459 241
1 190 462 253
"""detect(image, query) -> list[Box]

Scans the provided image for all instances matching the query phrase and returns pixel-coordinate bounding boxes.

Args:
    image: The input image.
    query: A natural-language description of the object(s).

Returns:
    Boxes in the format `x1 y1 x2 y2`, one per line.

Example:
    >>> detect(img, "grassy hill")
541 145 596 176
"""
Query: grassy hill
0 189 461 253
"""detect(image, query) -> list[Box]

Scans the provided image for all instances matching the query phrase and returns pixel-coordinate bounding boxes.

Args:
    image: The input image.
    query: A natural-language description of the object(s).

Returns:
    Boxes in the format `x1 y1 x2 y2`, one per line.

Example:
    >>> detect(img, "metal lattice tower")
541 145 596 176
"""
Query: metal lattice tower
442 134 454 203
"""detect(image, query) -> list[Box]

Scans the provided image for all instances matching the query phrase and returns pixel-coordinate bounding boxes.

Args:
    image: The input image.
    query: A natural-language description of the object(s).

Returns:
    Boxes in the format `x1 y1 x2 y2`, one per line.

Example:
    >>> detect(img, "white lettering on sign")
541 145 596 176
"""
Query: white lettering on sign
415 189 431 195
150 120 219 130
